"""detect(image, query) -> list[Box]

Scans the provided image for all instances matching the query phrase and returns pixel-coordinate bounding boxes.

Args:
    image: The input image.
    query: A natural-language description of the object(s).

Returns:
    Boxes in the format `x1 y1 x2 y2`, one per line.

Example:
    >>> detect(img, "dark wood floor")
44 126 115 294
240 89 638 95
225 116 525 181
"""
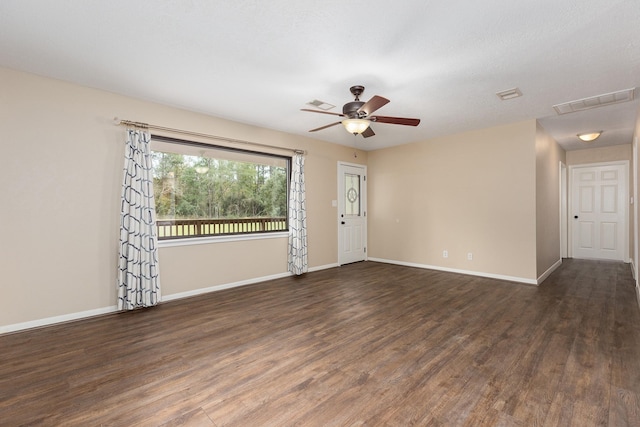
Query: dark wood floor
2 259 640 426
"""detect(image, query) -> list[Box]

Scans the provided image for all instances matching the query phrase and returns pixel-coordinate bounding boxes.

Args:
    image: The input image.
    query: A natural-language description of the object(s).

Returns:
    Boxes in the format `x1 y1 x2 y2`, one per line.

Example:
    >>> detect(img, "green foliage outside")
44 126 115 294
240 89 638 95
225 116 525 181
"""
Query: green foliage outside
152 151 288 220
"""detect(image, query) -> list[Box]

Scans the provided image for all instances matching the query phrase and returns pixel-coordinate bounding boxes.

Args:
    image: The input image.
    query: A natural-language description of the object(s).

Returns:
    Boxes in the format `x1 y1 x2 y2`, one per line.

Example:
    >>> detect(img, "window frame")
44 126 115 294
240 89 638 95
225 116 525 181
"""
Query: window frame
150 135 291 245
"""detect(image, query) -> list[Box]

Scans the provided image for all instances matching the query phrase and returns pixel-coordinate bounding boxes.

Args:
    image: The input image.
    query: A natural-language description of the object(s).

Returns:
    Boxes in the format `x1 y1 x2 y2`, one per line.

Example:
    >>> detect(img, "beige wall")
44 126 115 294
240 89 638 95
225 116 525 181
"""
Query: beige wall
367 120 538 281
535 123 566 277
566 144 632 165
0 67 367 329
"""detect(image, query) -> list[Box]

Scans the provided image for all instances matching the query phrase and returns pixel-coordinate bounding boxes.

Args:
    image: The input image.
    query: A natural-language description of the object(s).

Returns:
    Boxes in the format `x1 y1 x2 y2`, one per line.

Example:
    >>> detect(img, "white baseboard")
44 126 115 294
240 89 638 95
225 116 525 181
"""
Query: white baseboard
163 262 339 302
367 258 538 285
1 263 339 335
309 263 340 272
162 271 293 302
0 305 118 335
537 259 563 285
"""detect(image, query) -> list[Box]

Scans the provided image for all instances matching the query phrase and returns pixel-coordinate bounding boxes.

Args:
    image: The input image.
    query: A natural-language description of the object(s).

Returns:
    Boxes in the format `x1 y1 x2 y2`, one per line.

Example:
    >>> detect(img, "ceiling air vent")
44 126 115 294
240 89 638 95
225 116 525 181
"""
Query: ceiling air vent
553 88 636 115
496 88 522 101
306 99 335 111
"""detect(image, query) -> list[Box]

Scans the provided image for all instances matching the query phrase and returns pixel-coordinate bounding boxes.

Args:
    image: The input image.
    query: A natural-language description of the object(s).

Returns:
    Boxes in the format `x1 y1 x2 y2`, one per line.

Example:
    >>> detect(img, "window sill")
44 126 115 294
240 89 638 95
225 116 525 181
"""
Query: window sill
158 231 289 248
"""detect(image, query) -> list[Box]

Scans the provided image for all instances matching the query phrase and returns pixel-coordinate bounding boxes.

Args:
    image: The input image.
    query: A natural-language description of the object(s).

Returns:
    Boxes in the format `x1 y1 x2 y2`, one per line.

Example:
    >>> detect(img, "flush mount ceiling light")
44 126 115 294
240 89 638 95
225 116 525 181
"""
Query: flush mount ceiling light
577 131 602 142
342 118 370 135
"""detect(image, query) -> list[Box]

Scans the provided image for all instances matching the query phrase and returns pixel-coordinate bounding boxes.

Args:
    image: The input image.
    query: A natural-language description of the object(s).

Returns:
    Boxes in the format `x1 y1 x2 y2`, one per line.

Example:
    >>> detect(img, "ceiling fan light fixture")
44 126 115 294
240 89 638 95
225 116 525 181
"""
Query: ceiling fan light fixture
577 131 602 142
342 119 370 135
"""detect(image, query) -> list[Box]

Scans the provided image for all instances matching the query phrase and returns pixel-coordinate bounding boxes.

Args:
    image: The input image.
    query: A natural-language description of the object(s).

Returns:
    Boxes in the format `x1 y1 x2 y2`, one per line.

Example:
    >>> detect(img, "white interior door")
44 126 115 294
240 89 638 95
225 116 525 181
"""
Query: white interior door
338 163 367 265
571 163 627 261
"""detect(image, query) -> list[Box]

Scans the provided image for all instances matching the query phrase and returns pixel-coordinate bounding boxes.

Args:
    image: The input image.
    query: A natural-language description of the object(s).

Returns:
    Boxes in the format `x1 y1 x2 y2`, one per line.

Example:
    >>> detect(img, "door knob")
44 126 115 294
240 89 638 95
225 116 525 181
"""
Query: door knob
574 215 579 219
341 221 345 225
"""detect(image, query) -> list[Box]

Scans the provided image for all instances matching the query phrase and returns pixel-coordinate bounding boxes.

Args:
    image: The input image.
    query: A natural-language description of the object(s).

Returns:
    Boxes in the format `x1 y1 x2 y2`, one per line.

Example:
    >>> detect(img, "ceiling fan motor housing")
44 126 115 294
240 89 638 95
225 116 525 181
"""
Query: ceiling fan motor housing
344 85 367 118
343 101 365 118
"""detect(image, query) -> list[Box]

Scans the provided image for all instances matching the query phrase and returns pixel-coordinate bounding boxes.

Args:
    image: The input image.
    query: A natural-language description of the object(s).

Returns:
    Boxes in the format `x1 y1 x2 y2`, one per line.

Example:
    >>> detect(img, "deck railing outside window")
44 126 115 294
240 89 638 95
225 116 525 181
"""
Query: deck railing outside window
157 217 287 239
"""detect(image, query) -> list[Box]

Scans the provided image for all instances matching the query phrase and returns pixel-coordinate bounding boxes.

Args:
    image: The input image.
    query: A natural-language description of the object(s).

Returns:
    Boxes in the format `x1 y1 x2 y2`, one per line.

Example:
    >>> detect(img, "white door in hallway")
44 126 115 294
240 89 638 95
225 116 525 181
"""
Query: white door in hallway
338 163 367 265
571 163 627 261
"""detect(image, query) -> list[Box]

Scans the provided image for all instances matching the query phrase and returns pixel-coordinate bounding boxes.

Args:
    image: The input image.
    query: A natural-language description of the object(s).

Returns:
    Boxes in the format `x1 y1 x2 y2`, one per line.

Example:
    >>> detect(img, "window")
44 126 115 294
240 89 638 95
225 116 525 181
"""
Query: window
151 136 290 240
344 172 361 216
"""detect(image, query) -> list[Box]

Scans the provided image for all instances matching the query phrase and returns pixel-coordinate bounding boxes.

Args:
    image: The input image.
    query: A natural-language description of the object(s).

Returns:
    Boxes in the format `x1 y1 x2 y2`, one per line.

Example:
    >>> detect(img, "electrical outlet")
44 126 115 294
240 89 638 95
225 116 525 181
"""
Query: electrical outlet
443 250 449 258
467 252 473 261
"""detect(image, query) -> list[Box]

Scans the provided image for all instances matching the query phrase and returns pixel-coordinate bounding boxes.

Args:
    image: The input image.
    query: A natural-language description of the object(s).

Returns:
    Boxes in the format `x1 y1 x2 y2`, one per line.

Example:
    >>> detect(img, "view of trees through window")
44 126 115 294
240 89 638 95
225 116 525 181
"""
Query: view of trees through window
150 139 289 239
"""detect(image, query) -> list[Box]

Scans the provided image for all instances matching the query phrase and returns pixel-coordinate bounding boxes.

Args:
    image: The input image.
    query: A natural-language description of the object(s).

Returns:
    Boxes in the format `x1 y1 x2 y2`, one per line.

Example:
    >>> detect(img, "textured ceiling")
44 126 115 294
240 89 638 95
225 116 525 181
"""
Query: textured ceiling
1 0 639 151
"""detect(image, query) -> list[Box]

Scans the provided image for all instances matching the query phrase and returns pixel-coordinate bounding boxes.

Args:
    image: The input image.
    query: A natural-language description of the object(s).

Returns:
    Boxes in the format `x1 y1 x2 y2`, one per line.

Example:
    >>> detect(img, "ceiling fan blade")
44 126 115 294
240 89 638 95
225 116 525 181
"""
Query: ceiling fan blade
301 108 345 117
371 115 420 126
309 121 342 132
358 95 390 116
361 127 375 138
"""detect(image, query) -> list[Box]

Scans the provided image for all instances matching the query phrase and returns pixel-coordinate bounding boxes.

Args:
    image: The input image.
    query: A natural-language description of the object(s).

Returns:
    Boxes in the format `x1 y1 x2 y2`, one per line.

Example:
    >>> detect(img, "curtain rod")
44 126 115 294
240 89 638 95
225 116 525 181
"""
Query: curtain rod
113 117 305 155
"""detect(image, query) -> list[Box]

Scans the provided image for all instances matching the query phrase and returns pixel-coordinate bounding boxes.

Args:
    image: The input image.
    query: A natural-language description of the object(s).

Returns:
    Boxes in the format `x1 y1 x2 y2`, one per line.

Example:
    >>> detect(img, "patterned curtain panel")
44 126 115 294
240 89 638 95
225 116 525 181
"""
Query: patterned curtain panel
117 129 161 310
288 153 308 275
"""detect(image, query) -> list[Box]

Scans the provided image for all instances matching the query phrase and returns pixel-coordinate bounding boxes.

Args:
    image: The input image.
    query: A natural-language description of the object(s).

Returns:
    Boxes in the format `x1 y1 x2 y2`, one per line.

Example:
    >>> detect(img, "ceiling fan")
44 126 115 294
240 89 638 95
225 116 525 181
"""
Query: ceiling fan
301 85 420 138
